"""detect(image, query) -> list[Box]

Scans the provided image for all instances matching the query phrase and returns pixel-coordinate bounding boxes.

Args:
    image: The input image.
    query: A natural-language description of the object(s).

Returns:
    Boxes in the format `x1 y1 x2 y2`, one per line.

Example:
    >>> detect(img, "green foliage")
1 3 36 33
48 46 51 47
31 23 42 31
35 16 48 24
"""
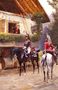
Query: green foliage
31 12 44 41
14 34 25 42
48 0 58 47
31 33 39 42
50 21 58 47
0 33 25 43
0 33 39 43
31 12 46 23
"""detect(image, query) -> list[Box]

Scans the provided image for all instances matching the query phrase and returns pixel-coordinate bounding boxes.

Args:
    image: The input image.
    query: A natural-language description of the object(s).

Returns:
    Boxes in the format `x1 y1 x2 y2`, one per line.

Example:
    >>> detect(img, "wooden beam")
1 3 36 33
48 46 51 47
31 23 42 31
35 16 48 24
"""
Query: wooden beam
14 0 28 15
23 0 34 14
25 0 36 13
33 0 44 12
31 0 40 12
0 2 6 11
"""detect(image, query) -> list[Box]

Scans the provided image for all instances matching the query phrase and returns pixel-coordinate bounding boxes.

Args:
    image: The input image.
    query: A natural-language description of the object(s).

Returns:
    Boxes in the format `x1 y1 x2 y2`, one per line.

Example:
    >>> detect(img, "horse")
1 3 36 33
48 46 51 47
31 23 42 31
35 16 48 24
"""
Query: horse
23 47 39 73
41 53 55 82
30 48 39 73
12 47 26 76
12 47 39 75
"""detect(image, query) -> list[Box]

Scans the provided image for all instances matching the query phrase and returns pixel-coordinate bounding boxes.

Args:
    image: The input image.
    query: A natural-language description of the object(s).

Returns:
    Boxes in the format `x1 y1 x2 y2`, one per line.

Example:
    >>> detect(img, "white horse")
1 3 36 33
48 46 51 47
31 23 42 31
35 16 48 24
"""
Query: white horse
41 53 54 81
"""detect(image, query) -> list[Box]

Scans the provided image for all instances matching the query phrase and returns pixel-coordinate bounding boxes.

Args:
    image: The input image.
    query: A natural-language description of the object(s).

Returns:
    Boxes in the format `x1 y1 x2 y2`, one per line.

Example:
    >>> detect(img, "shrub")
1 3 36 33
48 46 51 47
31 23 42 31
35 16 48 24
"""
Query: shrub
0 33 39 43
0 33 25 43
30 33 39 42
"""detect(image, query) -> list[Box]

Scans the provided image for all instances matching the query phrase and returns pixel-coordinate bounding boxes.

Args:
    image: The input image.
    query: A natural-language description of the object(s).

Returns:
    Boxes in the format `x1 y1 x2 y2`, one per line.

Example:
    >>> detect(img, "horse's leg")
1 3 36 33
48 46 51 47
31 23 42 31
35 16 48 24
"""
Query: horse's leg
46 68 49 82
44 71 46 81
31 59 35 73
51 64 53 79
43 67 46 81
23 61 26 73
19 62 22 76
47 70 49 79
47 66 49 80
36 58 39 73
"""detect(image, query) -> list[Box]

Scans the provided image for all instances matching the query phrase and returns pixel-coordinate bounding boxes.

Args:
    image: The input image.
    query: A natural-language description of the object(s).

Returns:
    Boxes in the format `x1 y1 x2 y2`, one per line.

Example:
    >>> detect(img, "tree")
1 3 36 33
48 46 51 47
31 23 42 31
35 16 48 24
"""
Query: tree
31 12 49 50
48 0 58 47
31 12 46 40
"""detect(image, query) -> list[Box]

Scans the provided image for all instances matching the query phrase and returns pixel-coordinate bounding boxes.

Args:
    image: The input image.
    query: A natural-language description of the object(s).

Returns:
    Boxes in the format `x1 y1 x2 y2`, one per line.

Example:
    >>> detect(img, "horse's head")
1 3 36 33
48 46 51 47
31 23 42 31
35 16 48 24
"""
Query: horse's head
12 47 23 57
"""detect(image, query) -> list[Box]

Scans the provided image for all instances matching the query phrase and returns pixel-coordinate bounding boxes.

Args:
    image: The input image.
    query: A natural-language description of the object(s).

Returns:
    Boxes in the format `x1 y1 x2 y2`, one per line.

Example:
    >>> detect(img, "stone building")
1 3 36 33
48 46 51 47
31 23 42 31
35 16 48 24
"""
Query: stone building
0 0 50 69
0 0 49 35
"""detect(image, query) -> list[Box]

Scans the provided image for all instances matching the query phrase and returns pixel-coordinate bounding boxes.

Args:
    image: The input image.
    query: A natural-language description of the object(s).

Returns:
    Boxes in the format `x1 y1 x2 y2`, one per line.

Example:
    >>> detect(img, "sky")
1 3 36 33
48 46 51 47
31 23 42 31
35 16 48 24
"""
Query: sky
38 0 55 49
39 0 56 21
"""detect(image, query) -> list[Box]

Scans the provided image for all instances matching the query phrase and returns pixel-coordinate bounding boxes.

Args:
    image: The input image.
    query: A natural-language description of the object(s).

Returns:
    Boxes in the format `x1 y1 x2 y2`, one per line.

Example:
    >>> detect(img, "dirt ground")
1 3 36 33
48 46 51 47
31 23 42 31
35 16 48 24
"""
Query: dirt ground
0 64 58 90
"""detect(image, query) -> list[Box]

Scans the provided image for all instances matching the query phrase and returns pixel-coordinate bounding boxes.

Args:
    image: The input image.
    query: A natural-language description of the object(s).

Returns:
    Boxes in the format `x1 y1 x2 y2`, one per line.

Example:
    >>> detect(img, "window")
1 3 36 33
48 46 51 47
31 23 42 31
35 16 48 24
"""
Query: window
8 23 20 34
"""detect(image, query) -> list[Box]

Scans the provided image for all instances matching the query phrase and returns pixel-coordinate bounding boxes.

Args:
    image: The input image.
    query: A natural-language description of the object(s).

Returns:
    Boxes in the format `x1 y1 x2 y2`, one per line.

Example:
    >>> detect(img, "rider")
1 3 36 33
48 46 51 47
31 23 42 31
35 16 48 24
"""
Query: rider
23 34 31 57
31 47 37 57
44 38 57 64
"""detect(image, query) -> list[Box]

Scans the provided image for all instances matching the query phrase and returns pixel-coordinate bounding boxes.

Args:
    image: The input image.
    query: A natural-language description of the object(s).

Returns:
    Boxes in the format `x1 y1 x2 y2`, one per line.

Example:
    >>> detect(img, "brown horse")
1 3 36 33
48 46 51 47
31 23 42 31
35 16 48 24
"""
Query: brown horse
12 47 26 76
12 47 39 75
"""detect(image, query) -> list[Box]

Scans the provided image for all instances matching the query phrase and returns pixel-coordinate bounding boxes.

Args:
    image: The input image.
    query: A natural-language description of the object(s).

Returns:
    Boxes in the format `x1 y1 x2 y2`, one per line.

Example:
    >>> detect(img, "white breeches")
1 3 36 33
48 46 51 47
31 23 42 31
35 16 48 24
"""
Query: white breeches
27 47 31 54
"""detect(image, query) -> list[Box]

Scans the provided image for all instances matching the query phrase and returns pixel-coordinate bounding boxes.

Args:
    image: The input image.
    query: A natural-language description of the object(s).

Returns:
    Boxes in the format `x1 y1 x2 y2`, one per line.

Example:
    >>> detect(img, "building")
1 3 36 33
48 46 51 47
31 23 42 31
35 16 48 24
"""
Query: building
0 0 50 69
0 0 49 35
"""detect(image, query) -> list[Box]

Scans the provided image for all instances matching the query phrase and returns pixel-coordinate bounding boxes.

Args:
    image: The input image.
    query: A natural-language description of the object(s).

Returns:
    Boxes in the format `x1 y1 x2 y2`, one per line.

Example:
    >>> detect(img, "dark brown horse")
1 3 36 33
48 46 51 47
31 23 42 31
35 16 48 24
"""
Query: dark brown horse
30 49 39 73
12 47 39 75
12 47 26 75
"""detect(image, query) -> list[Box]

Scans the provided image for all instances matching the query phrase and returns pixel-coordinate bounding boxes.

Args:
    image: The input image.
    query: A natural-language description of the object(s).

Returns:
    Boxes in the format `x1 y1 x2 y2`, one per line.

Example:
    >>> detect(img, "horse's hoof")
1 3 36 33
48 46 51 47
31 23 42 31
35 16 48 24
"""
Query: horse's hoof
51 77 53 80
24 73 26 75
44 80 46 82
56 63 58 65
46 80 48 83
19 73 21 76
44 78 46 82
33 71 35 74
38 70 39 73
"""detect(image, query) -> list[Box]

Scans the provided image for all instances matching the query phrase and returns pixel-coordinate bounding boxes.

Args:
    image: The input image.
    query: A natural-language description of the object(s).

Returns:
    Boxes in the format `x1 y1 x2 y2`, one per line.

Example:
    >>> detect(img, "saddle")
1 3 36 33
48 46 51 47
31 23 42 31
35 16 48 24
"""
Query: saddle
31 51 37 57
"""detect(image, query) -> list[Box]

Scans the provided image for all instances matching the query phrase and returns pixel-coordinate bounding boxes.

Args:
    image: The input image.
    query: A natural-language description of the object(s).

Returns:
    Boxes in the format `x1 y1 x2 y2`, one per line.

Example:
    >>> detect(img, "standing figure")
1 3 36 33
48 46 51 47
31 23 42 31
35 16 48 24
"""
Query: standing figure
13 24 20 34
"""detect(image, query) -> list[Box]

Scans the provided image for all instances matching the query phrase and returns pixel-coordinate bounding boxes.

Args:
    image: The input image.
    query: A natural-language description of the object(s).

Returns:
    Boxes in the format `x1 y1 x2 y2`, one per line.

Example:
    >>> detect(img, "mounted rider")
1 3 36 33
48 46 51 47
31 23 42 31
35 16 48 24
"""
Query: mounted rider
23 34 31 57
44 38 57 64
